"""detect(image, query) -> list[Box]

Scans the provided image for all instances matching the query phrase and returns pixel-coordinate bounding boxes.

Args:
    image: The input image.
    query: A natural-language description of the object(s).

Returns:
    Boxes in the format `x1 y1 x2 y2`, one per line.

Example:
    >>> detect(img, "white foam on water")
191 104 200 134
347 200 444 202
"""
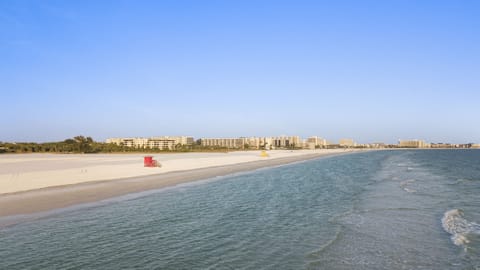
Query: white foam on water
442 209 480 247
399 179 416 193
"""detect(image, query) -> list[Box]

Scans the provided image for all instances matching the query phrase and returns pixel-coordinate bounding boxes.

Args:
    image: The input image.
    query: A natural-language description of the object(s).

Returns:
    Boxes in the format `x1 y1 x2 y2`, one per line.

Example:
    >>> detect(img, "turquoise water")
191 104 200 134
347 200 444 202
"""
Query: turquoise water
1 150 479 269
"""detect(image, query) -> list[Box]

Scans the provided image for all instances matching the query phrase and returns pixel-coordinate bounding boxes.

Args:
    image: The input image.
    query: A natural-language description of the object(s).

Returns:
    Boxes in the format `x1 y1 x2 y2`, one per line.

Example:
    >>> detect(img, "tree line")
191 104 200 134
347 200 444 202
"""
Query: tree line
0 136 230 154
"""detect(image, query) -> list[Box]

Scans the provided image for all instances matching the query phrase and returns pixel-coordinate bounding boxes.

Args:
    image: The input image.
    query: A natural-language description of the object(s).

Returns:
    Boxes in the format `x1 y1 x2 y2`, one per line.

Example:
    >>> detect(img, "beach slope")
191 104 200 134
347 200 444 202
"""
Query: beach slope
0 150 359 218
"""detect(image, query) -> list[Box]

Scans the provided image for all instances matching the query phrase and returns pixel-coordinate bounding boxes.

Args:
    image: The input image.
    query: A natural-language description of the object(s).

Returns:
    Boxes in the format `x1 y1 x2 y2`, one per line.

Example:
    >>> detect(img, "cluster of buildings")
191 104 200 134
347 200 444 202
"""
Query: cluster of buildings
398 140 479 149
105 136 480 150
398 140 429 148
199 136 385 149
105 135 365 150
106 136 308 150
201 136 304 149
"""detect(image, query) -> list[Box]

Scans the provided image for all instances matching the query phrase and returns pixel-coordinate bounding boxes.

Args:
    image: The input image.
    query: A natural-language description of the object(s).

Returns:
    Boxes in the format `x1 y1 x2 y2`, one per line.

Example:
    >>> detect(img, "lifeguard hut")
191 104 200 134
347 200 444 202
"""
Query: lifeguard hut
260 150 269 157
144 156 161 167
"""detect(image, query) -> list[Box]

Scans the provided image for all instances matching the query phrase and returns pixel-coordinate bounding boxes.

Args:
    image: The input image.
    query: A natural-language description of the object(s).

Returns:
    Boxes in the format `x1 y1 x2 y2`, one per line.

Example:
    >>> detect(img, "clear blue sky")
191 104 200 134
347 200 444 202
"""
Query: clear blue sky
1 0 479 144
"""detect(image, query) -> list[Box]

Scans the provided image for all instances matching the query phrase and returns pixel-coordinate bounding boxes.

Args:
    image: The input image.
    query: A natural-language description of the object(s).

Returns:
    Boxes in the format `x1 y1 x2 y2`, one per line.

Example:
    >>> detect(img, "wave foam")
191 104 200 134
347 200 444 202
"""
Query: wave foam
400 179 416 193
441 209 480 247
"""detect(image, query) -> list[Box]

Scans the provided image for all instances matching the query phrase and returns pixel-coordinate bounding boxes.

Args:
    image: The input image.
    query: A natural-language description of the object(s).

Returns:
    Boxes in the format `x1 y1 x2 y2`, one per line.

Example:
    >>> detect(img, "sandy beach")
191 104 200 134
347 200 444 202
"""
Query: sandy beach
0 149 359 219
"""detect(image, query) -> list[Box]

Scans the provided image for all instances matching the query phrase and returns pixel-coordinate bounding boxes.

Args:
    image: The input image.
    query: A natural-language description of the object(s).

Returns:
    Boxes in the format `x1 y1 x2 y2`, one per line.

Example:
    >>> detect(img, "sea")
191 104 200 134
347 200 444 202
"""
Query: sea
0 150 479 269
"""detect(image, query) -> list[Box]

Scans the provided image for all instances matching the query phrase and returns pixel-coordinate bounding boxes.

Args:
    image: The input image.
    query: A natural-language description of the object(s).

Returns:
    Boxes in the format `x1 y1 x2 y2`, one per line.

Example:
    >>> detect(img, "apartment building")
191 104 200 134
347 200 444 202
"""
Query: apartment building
307 136 327 148
200 136 302 149
398 139 429 148
242 137 269 149
339 138 356 147
200 138 245 148
106 136 194 150
271 136 301 148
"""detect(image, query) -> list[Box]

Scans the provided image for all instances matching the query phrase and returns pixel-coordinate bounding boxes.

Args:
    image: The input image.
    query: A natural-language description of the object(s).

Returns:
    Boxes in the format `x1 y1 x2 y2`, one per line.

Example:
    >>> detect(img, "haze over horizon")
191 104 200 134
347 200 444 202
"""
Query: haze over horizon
1 1 479 144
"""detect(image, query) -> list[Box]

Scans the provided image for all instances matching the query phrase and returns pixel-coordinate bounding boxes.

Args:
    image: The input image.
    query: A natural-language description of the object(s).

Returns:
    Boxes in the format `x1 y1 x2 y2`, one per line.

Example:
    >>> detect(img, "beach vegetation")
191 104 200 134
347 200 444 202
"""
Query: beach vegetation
0 136 236 154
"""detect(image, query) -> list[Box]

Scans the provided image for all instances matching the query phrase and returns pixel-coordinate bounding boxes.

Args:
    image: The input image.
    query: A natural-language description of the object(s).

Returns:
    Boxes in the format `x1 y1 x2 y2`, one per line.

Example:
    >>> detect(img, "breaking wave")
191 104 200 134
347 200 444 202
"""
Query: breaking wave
442 209 480 247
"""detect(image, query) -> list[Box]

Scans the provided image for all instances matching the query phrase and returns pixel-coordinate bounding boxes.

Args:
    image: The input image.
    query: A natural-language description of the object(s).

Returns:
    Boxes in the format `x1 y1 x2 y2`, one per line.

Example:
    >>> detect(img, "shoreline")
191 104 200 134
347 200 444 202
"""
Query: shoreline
0 150 347 194
0 150 363 223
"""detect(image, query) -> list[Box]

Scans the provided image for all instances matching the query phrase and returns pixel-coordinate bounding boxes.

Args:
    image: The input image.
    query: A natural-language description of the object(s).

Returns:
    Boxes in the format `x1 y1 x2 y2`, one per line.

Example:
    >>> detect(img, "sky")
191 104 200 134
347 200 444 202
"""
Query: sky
1 0 479 144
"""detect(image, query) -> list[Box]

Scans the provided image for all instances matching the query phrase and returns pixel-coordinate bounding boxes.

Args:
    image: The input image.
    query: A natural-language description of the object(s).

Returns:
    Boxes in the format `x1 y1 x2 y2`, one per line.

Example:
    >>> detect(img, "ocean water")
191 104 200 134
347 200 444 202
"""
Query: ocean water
1 150 479 269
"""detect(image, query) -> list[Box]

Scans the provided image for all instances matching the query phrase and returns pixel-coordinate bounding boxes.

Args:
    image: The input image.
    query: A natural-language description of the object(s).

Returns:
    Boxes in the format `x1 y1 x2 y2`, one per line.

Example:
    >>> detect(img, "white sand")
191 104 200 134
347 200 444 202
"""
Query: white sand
0 149 351 194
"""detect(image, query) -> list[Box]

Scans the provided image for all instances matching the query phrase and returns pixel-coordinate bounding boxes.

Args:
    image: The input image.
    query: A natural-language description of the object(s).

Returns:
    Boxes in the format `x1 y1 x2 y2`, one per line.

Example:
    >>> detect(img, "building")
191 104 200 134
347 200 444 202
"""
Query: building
471 144 480 149
430 143 456 148
339 138 356 147
200 138 245 149
398 139 429 148
307 136 327 148
172 136 195 145
147 138 176 150
369 142 386 148
106 136 194 150
200 136 302 149
242 137 270 149
271 136 301 149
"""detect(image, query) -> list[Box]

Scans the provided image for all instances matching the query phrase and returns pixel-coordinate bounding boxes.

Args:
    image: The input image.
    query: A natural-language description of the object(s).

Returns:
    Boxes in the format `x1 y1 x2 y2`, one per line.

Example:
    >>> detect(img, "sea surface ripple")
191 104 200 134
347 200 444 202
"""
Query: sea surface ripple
1 150 479 269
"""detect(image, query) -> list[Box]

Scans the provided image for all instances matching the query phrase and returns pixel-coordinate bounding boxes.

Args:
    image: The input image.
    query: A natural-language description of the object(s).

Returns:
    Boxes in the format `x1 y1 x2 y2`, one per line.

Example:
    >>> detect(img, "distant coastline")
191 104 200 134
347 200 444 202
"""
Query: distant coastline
2 135 477 155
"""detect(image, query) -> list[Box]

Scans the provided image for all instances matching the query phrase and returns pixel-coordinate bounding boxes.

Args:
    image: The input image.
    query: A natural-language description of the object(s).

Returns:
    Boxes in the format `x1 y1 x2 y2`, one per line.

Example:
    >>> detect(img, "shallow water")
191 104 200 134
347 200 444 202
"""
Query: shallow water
1 150 479 269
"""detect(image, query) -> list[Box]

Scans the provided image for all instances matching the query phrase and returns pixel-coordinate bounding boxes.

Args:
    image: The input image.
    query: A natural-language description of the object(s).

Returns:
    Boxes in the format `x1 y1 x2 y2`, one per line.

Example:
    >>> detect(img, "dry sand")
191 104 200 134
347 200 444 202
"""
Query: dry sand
0 149 360 219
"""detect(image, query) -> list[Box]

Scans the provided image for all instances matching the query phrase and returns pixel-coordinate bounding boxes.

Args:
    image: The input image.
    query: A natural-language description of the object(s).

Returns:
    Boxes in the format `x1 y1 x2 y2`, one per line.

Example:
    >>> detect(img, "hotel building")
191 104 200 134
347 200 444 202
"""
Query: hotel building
106 136 194 150
200 138 245 149
339 138 356 147
271 136 301 148
398 139 429 148
200 136 302 149
242 137 270 149
306 136 328 149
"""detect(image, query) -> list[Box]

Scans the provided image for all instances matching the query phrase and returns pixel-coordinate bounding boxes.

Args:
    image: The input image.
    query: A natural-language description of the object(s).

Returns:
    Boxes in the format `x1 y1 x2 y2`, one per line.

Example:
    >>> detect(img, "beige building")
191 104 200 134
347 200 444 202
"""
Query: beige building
264 137 274 149
471 144 480 149
201 138 245 149
164 136 194 146
307 136 327 148
398 139 429 148
339 138 356 147
271 136 301 149
200 136 303 149
147 138 176 150
242 137 270 149
106 136 194 150
369 142 386 148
